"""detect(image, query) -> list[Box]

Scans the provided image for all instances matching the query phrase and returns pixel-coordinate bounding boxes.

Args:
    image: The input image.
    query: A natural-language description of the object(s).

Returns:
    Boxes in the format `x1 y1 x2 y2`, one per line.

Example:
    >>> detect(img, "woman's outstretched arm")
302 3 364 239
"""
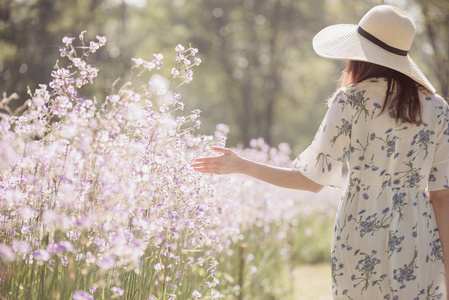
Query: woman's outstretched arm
191 147 324 193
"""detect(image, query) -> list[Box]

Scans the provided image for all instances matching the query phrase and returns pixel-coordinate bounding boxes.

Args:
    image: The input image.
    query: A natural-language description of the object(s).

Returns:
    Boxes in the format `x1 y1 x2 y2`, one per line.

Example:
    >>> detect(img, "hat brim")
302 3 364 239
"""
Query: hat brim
313 24 435 93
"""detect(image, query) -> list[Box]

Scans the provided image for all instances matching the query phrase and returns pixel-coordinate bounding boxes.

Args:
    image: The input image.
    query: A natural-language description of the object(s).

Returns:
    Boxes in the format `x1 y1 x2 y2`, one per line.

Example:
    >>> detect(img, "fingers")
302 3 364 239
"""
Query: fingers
193 151 228 162
193 148 233 162
193 156 220 163
191 158 225 174
191 147 236 175
191 160 216 170
191 163 220 174
195 168 219 174
190 162 213 168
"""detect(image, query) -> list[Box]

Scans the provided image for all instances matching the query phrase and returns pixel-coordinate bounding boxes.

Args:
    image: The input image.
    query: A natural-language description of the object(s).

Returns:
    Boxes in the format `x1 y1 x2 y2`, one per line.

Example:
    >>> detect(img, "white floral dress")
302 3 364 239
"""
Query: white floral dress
293 78 448 299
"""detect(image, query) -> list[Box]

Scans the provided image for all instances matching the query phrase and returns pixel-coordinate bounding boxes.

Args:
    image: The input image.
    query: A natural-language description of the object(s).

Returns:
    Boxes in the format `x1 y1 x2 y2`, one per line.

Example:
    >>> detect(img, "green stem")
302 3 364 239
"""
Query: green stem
28 259 36 300
40 265 46 300
51 255 59 298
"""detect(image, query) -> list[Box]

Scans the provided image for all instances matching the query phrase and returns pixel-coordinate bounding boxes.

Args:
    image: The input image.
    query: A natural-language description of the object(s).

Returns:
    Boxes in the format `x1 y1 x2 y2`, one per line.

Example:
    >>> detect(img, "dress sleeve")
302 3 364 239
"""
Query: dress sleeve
428 98 449 191
292 89 351 189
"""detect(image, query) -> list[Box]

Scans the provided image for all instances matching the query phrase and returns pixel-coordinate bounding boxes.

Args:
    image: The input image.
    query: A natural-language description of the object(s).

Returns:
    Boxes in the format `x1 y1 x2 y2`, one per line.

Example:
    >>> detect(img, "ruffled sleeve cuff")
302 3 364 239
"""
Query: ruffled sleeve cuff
292 145 343 189
428 159 449 191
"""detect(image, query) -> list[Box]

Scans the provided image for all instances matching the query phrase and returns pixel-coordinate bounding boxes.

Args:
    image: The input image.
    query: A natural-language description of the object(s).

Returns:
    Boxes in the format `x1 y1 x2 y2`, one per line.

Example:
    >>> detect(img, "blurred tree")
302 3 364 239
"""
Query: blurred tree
0 0 140 108
0 0 60 101
189 0 330 146
415 0 449 97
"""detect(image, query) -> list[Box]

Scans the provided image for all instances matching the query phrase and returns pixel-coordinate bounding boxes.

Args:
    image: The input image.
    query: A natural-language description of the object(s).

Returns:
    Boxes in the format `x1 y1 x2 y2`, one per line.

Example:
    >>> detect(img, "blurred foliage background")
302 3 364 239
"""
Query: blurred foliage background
1 0 448 154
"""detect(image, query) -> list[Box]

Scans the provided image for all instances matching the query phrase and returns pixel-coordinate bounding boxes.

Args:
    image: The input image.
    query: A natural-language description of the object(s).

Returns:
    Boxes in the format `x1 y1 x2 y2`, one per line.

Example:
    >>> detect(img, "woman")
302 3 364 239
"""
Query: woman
191 5 449 299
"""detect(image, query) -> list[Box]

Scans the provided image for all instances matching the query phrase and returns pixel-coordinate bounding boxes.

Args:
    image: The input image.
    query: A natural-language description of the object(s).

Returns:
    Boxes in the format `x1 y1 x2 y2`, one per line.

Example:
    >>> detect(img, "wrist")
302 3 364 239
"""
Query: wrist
236 156 250 174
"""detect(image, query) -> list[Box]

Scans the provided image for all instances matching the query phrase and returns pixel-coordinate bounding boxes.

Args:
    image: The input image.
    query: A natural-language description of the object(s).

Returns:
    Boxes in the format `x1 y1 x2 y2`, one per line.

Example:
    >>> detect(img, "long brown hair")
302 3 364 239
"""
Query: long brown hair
336 60 422 124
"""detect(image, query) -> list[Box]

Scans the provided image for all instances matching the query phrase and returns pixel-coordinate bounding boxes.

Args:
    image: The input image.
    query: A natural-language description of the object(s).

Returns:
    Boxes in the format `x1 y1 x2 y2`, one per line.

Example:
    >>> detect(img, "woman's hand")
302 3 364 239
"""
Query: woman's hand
191 147 244 174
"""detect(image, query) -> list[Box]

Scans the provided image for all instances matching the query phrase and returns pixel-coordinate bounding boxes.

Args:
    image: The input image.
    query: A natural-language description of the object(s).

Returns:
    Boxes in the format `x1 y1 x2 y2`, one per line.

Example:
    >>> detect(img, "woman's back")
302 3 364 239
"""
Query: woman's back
343 78 447 190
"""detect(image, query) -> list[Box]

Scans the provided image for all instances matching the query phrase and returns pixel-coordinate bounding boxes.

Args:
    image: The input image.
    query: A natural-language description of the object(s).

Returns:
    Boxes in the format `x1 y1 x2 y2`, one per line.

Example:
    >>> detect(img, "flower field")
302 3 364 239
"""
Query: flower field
0 34 340 299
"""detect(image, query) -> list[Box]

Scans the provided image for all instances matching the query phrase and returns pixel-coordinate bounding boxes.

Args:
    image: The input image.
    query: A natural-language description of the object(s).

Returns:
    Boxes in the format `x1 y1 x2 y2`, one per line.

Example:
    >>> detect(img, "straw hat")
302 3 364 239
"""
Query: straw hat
313 5 435 93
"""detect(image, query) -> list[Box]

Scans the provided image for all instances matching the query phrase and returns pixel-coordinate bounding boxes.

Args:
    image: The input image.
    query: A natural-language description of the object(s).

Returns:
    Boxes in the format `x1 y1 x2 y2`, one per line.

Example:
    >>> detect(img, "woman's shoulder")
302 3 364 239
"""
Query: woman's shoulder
339 77 388 94
419 89 447 107
342 79 447 106
418 90 449 126
336 78 388 104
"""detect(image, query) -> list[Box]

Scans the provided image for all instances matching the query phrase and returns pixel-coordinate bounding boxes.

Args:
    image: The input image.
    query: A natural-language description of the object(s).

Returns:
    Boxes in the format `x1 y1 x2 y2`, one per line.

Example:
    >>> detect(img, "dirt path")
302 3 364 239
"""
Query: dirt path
293 263 333 299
